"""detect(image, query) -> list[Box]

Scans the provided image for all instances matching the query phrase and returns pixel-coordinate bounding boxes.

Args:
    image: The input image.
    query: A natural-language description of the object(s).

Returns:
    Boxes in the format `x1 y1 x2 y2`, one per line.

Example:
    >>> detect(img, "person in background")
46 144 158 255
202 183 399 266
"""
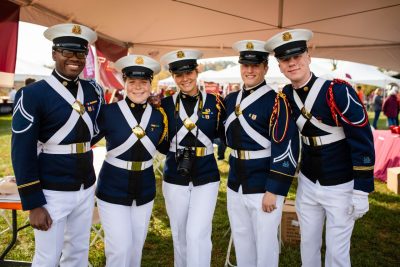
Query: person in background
11 23 103 267
159 49 224 267
92 55 167 267
8 87 17 103
372 88 383 129
265 29 375 267
224 40 299 267
25 77 36 86
383 88 399 126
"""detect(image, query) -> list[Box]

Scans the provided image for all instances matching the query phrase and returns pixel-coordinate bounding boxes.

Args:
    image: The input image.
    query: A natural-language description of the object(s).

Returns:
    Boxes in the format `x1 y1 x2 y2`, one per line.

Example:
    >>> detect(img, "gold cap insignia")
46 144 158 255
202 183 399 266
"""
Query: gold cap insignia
246 42 254 50
135 56 144 64
282 32 292 41
176 51 185 58
72 25 82 35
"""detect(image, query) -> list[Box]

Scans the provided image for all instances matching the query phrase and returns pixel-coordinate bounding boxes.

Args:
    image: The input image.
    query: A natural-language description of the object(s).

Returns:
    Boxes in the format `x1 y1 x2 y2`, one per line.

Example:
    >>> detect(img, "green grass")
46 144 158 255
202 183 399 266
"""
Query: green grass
1 113 400 266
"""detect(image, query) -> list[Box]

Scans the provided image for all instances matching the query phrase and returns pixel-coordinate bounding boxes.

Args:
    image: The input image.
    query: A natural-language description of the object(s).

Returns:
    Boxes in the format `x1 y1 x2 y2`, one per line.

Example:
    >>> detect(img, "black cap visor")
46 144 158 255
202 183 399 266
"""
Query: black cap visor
238 51 268 64
274 41 308 59
169 59 198 74
122 66 153 80
53 36 89 52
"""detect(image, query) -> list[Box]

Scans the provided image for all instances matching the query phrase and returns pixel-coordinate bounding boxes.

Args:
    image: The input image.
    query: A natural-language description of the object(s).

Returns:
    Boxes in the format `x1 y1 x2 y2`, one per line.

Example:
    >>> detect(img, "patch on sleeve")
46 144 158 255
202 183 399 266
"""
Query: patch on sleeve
273 140 297 168
12 91 34 133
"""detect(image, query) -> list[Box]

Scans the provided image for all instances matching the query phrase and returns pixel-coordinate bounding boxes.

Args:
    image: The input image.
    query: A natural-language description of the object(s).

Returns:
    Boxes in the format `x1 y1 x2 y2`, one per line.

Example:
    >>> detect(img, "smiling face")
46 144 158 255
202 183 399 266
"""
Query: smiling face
172 69 199 96
240 62 268 88
277 52 312 88
52 49 86 79
124 77 151 104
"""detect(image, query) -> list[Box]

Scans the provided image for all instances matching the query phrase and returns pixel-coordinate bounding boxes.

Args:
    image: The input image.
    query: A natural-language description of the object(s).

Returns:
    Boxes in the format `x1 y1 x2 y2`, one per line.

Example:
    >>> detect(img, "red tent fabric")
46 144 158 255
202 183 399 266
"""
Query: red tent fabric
95 38 127 90
0 1 19 87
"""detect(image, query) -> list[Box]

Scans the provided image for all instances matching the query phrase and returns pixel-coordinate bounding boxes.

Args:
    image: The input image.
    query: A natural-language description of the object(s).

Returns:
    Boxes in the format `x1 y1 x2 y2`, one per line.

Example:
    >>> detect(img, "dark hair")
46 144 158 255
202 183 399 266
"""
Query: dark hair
25 78 36 86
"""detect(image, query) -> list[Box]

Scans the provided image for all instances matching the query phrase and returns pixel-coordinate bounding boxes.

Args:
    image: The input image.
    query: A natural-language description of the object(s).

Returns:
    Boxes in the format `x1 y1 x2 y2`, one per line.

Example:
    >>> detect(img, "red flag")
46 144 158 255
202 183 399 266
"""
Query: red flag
96 49 124 90
0 1 19 87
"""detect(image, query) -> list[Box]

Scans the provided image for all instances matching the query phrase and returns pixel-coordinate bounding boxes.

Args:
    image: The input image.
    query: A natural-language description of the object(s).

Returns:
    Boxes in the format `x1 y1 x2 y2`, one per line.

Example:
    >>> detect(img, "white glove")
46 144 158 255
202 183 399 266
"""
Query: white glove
347 190 369 220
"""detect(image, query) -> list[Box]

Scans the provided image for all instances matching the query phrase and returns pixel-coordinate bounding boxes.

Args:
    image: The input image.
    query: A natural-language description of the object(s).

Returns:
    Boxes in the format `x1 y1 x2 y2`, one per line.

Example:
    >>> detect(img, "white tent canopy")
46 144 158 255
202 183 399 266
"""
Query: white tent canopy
8 0 400 72
314 58 400 88
196 57 399 88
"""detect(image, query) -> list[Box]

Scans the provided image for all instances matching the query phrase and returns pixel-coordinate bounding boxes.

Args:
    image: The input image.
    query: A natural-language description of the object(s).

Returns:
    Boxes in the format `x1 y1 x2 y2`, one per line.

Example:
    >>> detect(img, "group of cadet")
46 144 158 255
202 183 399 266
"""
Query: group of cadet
11 23 375 267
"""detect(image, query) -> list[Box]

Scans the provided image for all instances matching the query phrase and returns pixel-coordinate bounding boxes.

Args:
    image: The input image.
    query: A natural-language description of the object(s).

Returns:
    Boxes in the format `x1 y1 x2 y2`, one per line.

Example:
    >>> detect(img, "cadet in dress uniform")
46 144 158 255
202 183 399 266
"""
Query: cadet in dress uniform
224 40 299 267
93 55 167 267
265 29 375 267
11 24 103 267
159 49 223 267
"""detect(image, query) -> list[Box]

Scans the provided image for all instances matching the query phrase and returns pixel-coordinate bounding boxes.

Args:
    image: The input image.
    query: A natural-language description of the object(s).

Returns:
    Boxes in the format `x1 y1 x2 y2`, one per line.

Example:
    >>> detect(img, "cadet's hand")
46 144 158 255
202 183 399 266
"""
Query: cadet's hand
29 207 53 231
348 190 369 220
262 191 277 213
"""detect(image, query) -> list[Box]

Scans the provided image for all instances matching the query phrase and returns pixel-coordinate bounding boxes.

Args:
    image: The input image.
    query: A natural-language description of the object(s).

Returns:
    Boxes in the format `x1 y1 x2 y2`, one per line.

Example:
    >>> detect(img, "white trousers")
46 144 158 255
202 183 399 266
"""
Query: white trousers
162 181 220 267
227 187 285 267
32 185 95 267
97 199 154 267
296 173 355 267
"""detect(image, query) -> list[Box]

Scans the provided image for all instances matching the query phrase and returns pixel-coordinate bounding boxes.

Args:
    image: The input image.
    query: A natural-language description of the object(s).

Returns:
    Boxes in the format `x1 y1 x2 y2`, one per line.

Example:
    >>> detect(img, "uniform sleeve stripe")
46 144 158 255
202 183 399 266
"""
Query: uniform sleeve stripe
270 170 295 181
18 180 40 189
353 166 374 171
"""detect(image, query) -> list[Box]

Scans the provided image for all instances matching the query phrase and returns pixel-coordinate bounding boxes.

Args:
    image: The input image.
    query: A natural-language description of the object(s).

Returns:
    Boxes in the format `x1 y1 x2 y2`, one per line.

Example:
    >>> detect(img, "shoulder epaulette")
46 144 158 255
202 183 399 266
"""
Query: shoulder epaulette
326 79 368 127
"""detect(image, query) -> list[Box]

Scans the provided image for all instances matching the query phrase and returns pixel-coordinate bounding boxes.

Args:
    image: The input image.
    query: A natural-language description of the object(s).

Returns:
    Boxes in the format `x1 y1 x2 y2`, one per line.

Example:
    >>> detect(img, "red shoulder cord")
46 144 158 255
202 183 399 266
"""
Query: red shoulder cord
269 91 290 143
326 79 369 127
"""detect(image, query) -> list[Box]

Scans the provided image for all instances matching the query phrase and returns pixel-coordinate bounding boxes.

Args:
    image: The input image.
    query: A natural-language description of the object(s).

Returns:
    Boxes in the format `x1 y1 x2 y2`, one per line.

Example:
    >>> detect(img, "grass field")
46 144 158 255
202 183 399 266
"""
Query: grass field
1 113 399 266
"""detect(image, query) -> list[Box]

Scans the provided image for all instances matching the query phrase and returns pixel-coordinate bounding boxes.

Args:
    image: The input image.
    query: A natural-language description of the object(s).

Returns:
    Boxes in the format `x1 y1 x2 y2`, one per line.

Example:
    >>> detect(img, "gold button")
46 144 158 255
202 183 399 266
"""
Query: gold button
130 103 135 108
62 81 68 86
303 86 309 92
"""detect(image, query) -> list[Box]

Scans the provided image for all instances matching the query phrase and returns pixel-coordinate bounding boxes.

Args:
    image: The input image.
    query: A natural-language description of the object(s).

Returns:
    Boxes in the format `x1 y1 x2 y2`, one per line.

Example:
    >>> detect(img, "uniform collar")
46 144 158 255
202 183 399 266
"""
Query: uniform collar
180 90 200 102
243 80 266 91
52 69 79 89
242 80 266 97
293 73 317 93
125 97 147 110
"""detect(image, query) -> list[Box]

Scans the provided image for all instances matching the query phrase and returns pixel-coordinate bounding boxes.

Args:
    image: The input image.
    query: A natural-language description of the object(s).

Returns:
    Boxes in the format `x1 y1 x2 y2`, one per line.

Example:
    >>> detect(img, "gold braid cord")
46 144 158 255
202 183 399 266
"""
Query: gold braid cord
157 107 168 144
213 93 225 131
269 91 290 143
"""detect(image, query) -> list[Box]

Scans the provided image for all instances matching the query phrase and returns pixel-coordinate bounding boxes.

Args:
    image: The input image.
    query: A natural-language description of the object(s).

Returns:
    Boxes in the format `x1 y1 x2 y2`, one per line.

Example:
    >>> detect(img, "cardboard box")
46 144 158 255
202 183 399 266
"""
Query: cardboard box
281 200 300 245
387 167 400 194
